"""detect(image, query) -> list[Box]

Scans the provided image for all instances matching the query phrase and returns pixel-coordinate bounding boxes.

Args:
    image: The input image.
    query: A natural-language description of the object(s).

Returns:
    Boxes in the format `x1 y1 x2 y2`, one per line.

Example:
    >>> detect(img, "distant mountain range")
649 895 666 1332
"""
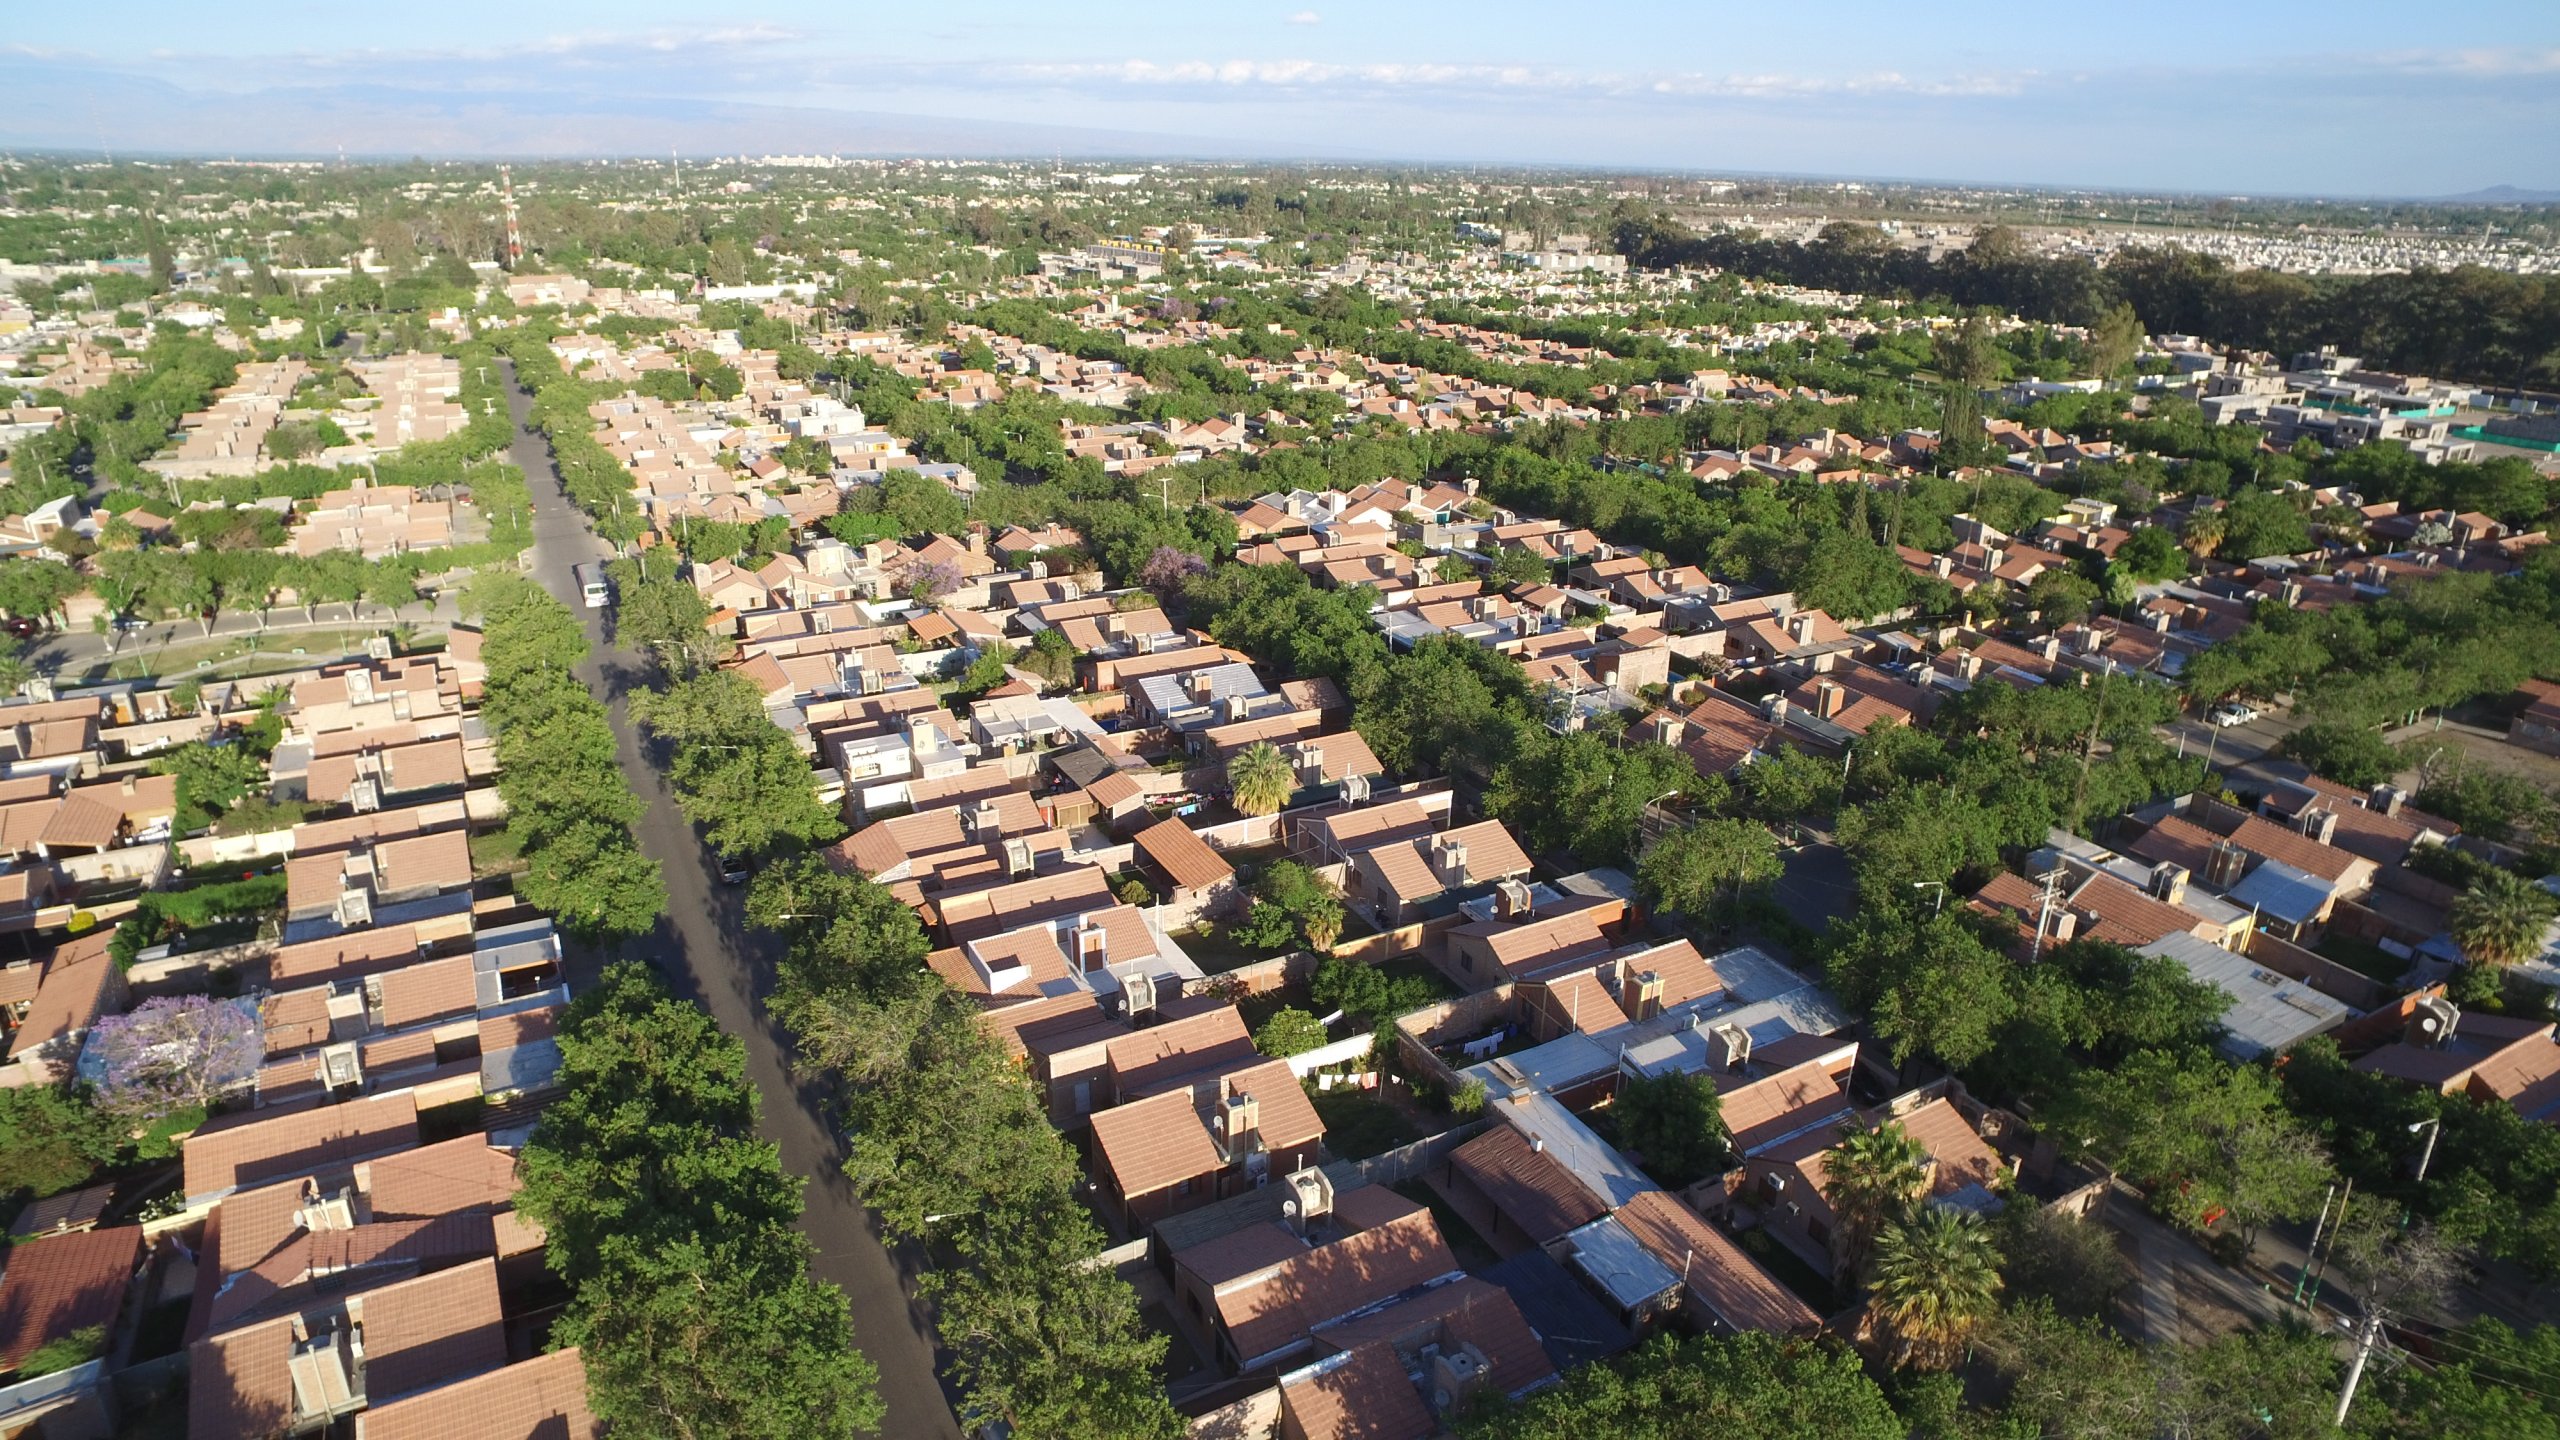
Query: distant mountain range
2429 185 2560 204
0 60 1349 162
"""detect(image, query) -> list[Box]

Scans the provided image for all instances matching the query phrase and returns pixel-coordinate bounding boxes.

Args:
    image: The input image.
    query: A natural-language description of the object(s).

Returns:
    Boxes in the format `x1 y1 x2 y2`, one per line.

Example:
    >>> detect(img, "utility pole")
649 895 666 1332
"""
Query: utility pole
2027 865 2068 964
2336 1305 2386 1425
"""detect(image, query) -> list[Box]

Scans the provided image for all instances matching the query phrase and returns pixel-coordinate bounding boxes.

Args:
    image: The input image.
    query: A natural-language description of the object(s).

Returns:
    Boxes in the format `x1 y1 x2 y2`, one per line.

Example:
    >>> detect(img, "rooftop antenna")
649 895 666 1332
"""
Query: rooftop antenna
499 164 524 270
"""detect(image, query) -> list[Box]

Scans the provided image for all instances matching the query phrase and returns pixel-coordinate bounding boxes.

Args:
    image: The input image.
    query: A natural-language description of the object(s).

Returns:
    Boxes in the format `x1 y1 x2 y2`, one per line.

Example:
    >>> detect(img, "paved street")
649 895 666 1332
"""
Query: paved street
2161 705 2305 773
499 360 965 1438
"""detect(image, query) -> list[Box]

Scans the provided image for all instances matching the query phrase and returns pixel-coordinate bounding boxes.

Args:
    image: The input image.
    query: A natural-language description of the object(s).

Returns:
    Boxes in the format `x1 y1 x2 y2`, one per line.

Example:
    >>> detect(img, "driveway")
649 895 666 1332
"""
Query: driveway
499 360 964 1438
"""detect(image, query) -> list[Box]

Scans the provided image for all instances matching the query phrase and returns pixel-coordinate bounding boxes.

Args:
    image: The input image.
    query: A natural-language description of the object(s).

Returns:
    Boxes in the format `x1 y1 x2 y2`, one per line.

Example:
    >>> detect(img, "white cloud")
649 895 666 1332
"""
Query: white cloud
1286 10 1322 24
990 57 2025 101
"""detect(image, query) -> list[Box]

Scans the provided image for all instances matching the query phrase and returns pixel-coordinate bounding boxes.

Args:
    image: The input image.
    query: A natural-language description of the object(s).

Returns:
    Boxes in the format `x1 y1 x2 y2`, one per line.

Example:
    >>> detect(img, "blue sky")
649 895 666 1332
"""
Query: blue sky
6 2 2558 193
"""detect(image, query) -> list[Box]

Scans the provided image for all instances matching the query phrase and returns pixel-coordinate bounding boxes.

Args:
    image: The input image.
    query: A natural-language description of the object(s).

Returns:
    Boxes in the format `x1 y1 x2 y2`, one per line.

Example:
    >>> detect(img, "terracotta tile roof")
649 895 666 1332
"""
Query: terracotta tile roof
1135 818 1233 893
2067 872 2206 947
1278 1340 1434 1440
1174 1220 1312 1289
2128 814 2222 878
1457 897 1618 978
261 988 335 1056
2463 1033 2560 1119
1718 1056 1857 1156
189 1258 507 1440
375 828 474 895
35 789 125 850
2228 814 2361 883
1219 1060 1326 1157
1896 1098 2006 1199
4 932 117 1063
1218 1201 1459 1368
372 955 478 1029
1358 820 1532 904
0 1225 140 1372
1107 1007 1256 1096
1447 1126 1604 1244
1305 798 1439 856
1090 1087 1223 1201
207 1214 499 1334
1534 969 1632 1035
358 1137 522 1220
347 1257 511 1403
1311 1275 1555 1398
183 1092 420 1203
477 1006 557 1055
354 1346 596 1440
1613 1189 1820 1334
976 990 1123 1061
936 866 1112 942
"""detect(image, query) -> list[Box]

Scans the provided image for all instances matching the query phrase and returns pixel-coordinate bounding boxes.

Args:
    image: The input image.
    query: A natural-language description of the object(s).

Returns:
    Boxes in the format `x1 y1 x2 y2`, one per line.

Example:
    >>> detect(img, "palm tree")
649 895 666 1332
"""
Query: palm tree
1865 1206 2002 1370
1227 741 1296 818
2180 510 2226 559
2450 867 2559 971
1824 1119 1930 1284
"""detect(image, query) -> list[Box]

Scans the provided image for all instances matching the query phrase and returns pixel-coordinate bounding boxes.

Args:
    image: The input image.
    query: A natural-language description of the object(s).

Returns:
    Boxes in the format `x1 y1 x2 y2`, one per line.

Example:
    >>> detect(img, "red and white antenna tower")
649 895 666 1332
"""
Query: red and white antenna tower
499 164 524 269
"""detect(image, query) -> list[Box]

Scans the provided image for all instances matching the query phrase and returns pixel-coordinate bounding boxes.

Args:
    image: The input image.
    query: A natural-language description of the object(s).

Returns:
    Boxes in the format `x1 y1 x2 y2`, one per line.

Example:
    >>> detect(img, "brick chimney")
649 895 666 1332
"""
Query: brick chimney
1217 1091 1261 1165
2301 808 2341 846
1619 965 1665 1022
1813 680 1844 720
1432 836 1470 887
2149 862 2190 907
1075 917 1108 973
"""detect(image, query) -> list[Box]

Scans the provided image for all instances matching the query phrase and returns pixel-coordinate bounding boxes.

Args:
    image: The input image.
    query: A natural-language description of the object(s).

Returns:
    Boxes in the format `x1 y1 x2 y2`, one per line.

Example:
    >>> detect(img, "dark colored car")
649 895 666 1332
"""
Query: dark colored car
1 618 36 639
716 852 751 885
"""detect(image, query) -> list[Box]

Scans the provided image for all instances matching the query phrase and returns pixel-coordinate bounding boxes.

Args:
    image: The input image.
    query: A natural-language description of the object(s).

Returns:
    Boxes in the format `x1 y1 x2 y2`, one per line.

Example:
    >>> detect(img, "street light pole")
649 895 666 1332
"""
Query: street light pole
1912 880 1947 915
2410 1117 2442 1186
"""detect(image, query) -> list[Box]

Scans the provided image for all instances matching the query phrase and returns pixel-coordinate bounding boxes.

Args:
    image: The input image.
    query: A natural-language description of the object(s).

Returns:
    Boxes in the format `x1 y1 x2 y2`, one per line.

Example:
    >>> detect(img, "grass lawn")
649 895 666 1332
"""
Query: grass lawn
1236 982 1312 1036
1370 955 1459 1004
99 627 390 683
1314 1089 1422 1161
2315 932 2411 984
1182 924 1294 975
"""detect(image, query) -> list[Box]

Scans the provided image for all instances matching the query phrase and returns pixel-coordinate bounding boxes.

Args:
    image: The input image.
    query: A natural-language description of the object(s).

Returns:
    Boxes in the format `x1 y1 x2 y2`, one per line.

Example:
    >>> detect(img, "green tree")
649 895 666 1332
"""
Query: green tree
2450 866 2559 971
1824 1119 1929 1284
519 964 883 1439
0 1085 118 1204
1637 817 1781 922
1823 911 2018 1073
1226 740 1296 818
1487 546 1552 589
2081 301 2144 381
1252 1007 1330 1058
2111 524 2186 582
1864 1206 2001 1370
150 739 270 831
1457 1332 1901 1440
634 670 843 860
2050 1048 2331 1244
1610 1071 1730 1186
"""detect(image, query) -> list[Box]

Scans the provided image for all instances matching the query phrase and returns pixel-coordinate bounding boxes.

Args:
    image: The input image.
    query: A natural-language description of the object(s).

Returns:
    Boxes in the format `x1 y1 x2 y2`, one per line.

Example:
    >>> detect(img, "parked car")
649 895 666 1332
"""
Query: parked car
715 851 751 885
1 617 37 639
2209 701 2261 727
